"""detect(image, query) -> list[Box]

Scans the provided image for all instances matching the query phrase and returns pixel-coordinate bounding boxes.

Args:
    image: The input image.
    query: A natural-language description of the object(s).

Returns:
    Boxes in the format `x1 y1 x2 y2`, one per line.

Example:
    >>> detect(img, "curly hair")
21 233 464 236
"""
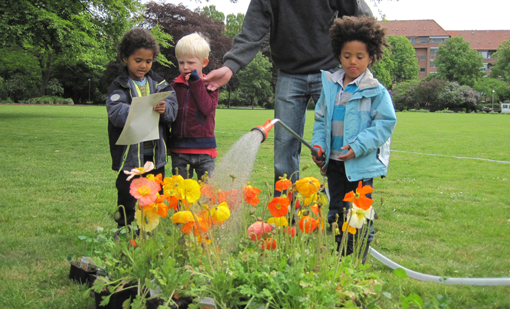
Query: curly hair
330 16 389 63
118 28 160 61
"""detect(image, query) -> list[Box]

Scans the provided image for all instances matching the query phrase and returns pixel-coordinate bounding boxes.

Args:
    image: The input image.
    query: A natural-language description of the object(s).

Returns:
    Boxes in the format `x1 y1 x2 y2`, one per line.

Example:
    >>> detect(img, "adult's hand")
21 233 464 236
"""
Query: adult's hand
203 66 233 91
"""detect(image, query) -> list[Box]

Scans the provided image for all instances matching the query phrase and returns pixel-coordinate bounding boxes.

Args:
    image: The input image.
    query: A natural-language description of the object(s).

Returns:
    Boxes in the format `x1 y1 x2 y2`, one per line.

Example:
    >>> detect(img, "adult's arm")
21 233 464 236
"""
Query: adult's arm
203 0 270 90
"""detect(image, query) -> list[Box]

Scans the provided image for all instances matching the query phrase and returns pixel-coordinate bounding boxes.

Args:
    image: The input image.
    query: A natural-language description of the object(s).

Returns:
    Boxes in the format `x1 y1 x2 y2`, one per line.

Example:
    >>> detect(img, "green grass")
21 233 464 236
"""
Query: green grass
0 105 509 308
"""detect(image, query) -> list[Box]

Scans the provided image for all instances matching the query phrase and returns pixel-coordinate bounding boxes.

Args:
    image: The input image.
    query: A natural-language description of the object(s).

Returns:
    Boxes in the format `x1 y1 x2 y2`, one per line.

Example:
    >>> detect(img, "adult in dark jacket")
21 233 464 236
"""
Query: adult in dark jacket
203 0 373 191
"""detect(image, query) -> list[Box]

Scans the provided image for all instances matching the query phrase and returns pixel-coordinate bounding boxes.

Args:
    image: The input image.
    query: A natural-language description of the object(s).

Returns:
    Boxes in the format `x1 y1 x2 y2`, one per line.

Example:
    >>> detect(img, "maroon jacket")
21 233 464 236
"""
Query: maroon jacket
169 74 219 149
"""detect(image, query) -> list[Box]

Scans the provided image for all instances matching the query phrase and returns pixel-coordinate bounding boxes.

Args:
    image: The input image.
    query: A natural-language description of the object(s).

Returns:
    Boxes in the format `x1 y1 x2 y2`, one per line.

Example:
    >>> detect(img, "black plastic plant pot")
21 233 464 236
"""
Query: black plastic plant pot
94 286 137 309
69 262 96 284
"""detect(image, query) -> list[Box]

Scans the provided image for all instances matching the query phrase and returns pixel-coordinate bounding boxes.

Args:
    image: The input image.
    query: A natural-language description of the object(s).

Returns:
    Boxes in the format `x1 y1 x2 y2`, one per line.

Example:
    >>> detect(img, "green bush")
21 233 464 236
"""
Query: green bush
417 109 430 113
24 96 74 105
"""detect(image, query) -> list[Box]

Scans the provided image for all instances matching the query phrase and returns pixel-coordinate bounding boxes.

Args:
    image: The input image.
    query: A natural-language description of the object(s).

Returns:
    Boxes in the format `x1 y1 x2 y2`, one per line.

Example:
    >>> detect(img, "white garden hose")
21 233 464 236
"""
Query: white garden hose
369 247 510 285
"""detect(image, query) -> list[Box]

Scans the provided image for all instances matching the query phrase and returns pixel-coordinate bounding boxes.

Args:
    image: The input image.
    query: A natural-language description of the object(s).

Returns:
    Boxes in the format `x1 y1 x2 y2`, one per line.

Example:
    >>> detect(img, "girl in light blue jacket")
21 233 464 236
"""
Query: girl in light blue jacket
311 16 396 261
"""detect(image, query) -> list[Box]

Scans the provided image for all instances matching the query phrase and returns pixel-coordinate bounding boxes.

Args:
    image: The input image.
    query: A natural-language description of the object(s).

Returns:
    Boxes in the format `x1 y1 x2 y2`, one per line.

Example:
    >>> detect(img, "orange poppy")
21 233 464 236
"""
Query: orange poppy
243 185 262 207
182 216 209 235
342 221 357 235
263 237 277 250
295 177 321 197
275 178 292 192
284 226 296 237
343 181 373 210
299 216 318 233
267 197 290 217
310 204 319 216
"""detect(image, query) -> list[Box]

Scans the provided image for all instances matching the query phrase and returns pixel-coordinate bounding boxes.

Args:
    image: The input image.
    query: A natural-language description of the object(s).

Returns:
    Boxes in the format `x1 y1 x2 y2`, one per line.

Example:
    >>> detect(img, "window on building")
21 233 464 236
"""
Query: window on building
502 104 508 109
481 63 489 71
479 51 489 59
420 68 426 72
430 60 435 68
430 48 438 56
420 37 428 43
430 38 446 43
410 37 416 43
420 56 426 61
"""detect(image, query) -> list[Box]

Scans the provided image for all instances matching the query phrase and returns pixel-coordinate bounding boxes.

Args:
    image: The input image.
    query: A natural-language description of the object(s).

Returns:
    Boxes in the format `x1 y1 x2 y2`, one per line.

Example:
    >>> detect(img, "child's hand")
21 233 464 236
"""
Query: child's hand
311 145 325 168
153 101 166 114
337 145 355 161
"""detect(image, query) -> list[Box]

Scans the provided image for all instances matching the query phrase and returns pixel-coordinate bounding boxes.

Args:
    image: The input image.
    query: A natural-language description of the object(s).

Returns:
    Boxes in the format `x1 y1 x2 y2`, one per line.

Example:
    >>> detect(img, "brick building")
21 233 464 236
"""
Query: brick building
378 20 510 79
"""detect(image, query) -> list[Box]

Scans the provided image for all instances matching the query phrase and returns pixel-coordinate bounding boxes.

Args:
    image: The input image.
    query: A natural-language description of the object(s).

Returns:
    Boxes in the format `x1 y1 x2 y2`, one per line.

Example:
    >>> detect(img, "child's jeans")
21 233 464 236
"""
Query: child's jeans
326 160 374 262
170 153 215 181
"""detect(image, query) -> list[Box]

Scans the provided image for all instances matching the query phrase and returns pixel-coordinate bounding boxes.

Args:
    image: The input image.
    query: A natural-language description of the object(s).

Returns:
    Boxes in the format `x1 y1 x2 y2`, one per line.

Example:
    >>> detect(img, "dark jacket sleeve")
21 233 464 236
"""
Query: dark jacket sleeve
333 0 373 17
222 0 271 75
106 82 131 128
188 79 219 115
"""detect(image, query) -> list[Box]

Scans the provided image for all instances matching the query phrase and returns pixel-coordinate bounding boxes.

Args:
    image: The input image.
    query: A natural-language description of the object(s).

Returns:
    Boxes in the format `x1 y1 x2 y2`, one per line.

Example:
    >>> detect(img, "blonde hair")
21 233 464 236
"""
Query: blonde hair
175 32 210 62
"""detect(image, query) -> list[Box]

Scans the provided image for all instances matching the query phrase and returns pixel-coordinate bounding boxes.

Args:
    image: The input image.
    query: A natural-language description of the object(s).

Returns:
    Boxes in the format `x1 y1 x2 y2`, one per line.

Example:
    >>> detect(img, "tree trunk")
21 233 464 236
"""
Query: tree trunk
39 52 53 97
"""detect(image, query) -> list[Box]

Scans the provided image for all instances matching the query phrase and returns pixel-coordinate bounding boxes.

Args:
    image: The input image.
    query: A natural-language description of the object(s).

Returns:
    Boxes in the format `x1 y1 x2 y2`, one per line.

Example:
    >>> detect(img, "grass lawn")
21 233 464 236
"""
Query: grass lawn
0 105 509 308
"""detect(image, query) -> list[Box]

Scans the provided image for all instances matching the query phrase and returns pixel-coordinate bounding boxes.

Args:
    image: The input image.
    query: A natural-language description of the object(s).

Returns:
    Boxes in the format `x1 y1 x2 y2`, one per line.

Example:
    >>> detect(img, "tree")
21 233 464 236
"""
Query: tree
201 5 225 23
0 0 142 96
386 36 419 83
411 79 447 111
236 52 273 108
473 77 510 104
0 46 41 101
434 36 483 87
224 13 245 39
490 39 510 82
390 79 420 111
370 48 394 90
437 82 480 111
142 3 232 82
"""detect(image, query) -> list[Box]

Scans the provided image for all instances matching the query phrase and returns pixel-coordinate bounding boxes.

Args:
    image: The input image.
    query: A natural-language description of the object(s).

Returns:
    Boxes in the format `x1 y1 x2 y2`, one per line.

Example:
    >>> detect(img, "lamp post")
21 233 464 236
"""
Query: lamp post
88 79 91 103
492 89 495 111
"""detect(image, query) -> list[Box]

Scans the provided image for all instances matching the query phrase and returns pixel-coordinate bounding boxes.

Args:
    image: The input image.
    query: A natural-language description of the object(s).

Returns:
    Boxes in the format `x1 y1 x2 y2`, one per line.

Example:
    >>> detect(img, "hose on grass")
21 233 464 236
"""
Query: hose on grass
370 247 510 285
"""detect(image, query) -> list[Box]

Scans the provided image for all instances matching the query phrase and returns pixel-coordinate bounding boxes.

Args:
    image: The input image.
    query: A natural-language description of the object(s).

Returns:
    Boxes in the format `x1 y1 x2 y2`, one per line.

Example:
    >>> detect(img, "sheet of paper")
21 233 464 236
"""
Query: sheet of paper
116 91 173 145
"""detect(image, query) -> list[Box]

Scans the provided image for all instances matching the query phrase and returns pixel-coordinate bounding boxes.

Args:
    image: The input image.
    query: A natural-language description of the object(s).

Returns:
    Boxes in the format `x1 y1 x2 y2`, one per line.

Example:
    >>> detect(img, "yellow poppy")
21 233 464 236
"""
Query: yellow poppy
267 216 289 227
295 177 321 197
181 179 201 204
210 202 231 222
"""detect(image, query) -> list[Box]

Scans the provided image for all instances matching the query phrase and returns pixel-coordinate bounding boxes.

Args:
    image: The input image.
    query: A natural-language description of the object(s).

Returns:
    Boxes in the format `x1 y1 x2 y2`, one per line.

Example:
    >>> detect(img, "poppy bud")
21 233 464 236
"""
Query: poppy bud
250 209 256 215
256 217 263 222
114 210 121 221
302 210 310 216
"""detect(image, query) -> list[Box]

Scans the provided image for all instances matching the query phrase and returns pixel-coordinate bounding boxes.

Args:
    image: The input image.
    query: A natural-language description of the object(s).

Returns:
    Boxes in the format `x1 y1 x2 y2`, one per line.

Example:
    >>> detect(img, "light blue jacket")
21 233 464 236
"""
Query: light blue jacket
311 69 397 181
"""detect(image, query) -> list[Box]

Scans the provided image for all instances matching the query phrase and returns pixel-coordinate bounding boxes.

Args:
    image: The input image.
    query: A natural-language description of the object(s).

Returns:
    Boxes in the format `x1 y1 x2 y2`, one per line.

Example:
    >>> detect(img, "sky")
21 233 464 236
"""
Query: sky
164 0 509 31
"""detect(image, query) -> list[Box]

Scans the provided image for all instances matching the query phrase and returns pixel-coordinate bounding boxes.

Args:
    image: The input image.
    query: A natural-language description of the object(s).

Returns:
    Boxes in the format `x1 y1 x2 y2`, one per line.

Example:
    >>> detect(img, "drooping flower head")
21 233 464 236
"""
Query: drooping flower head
263 237 277 250
295 177 321 197
243 184 262 206
130 177 160 206
124 161 154 181
275 176 292 192
267 197 290 217
343 181 374 210
210 202 231 223
247 221 272 241
299 216 318 233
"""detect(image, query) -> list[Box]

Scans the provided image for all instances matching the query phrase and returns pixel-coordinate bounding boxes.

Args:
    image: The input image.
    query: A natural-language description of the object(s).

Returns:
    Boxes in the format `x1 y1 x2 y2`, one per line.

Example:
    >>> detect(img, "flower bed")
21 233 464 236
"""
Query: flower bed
72 162 384 308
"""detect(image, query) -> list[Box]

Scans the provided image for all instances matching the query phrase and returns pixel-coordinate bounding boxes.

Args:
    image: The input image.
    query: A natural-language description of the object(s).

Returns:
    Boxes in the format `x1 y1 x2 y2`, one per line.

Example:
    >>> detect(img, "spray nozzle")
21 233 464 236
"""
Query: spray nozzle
251 119 274 143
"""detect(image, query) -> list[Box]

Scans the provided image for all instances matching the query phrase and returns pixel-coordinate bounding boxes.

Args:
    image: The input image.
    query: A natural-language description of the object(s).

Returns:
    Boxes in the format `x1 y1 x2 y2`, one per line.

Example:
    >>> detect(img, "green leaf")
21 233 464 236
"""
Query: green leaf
393 268 408 278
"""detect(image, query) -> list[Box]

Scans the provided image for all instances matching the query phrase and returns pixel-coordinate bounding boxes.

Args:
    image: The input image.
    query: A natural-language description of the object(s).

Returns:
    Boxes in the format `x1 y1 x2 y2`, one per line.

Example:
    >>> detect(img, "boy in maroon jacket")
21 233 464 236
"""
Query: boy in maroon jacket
169 33 219 181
